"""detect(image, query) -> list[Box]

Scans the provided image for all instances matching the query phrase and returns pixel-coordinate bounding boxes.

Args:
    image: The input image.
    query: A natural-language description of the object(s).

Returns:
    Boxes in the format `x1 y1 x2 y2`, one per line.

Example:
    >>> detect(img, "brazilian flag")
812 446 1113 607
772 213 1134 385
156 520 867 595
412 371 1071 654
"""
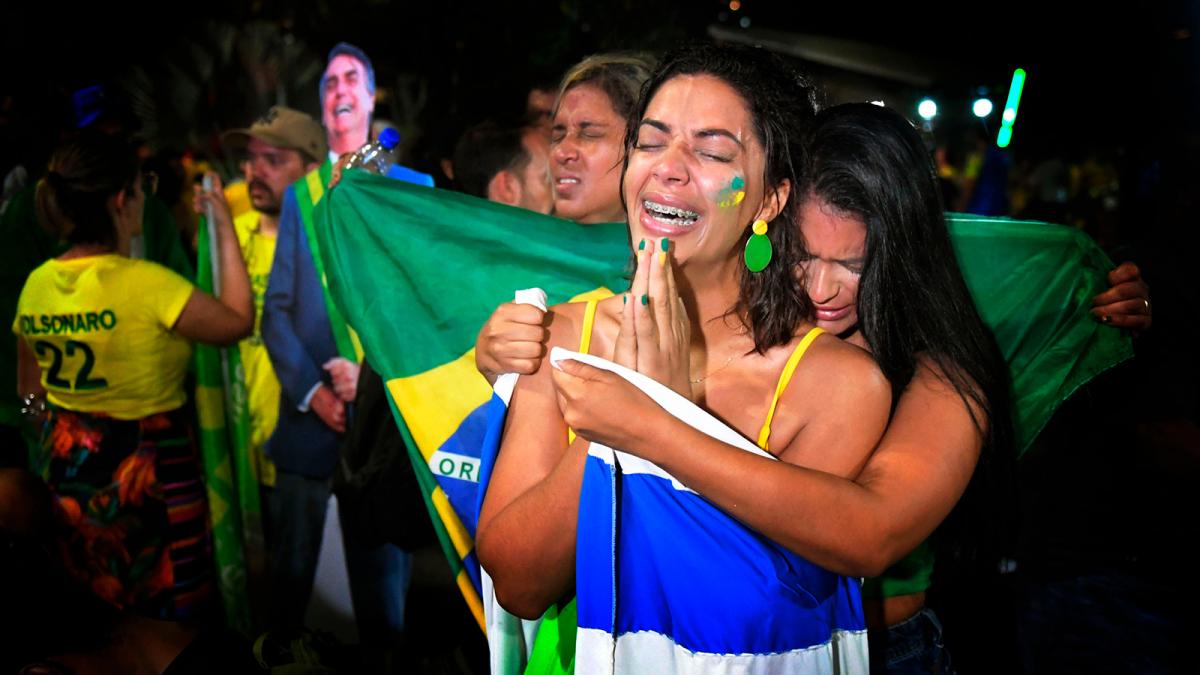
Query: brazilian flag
315 171 627 635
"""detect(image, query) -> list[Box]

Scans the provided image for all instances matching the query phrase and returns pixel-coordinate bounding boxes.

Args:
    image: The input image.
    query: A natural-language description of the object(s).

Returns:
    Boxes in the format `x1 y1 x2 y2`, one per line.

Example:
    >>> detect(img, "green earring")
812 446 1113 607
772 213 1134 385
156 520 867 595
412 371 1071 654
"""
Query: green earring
744 219 772 272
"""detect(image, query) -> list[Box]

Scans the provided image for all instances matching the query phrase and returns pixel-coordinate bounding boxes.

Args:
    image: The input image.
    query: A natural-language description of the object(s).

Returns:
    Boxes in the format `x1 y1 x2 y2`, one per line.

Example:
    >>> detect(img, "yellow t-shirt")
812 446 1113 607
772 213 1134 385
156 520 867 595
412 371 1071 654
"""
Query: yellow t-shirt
13 255 194 420
234 210 279 486
224 180 254 220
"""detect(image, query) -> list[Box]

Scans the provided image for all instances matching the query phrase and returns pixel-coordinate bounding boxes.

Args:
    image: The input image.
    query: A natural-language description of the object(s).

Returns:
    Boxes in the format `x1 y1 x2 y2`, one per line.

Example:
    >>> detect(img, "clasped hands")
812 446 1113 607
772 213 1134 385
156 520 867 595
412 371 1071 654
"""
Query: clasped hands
550 239 691 451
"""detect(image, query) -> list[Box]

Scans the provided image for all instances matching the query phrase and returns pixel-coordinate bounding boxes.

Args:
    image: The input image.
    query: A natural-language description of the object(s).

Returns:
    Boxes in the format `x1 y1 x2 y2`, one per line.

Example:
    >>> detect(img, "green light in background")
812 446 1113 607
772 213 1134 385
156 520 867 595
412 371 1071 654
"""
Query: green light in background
997 126 1013 148
996 67 1026 148
1003 68 1026 117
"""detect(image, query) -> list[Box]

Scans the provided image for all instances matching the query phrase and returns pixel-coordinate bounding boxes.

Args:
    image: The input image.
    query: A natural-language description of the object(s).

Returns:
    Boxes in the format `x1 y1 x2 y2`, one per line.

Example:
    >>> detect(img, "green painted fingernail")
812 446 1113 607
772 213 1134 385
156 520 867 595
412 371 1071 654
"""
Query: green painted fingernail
641 294 649 306
638 239 646 250
623 294 627 305
660 238 670 252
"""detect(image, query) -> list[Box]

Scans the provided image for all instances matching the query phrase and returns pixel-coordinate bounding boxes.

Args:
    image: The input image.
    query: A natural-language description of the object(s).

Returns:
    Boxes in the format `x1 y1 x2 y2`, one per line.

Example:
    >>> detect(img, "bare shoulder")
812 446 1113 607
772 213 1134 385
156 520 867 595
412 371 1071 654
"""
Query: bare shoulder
791 332 891 436
909 353 977 399
799 332 891 402
899 354 990 436
858 354 986 489
771 330 890 476
545 293 624 360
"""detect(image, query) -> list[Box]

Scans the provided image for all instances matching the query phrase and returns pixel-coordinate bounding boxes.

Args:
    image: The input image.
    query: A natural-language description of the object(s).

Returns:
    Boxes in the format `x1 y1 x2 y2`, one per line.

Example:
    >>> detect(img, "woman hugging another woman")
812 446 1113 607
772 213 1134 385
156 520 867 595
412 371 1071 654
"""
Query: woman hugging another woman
478 44 891 672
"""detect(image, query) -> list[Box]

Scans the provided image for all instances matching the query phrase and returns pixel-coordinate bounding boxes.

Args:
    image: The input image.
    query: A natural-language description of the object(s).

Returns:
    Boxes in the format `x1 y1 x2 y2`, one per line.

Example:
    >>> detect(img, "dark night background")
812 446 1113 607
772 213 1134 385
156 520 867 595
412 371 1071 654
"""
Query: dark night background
4 2 1198 268
4 1 1197 166
3 2 1198 672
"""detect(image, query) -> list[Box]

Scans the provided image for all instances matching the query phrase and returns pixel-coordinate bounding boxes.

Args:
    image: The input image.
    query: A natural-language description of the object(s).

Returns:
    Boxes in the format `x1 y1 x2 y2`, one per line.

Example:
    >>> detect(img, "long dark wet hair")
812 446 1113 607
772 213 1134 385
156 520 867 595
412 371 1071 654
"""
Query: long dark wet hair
798 102 1015 561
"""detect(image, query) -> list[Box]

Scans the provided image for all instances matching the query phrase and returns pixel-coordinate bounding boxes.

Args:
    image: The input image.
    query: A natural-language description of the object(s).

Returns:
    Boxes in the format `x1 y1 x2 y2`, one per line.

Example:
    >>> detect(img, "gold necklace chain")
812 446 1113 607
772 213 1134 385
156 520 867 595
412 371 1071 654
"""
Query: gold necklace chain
690 352 737 384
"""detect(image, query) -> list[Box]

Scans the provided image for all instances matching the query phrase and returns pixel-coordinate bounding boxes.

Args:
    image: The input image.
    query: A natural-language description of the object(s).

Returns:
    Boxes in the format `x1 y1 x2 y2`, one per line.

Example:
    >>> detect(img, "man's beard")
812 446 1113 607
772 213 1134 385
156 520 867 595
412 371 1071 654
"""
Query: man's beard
249 180 281 216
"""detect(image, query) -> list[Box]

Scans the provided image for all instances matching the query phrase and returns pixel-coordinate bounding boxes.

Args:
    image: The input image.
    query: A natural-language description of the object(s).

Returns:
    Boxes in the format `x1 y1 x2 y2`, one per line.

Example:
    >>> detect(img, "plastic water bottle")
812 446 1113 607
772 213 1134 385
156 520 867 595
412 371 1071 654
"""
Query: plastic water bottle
347 127 401 175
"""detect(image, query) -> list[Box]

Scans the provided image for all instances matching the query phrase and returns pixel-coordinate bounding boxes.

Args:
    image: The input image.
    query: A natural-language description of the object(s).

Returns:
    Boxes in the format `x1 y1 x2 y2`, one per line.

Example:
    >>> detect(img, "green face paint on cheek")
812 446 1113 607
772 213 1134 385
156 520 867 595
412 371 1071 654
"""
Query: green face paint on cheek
717 175 746 208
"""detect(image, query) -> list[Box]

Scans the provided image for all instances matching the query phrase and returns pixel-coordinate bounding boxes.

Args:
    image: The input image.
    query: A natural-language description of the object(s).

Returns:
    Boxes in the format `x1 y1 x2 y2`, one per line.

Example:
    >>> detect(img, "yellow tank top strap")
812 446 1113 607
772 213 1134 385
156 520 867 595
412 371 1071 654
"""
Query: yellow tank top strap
568 299 601 446
578 298 599 356
756 327 826 451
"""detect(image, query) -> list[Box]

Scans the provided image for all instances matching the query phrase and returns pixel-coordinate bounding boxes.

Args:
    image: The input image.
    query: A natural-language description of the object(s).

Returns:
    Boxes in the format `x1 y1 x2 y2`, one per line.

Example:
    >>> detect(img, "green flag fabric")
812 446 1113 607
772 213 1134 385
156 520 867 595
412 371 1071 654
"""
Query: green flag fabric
947 215 1133 451
193 215 261 634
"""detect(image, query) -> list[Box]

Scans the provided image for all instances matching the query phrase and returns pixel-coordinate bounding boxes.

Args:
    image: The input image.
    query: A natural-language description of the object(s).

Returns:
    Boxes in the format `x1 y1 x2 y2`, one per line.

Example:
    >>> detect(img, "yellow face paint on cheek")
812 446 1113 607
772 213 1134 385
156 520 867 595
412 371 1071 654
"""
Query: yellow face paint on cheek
717 175 746 208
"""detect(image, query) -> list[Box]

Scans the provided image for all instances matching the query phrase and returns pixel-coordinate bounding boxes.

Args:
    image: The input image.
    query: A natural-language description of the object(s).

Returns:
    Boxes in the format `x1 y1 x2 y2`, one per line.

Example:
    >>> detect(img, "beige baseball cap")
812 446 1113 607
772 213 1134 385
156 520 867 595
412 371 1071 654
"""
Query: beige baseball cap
222 106 328 163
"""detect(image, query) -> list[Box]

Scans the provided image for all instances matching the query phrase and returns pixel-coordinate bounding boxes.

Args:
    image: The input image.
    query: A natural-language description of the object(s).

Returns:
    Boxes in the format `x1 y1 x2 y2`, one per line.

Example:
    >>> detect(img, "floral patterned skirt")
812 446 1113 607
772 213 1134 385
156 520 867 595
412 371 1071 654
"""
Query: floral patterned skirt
35 405 214 619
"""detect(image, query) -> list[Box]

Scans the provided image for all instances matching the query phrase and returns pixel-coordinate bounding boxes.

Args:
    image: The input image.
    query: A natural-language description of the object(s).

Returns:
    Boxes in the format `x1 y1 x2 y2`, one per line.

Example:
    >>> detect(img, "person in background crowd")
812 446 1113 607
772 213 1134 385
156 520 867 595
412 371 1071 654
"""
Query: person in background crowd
474 52 656 382
452 119 553 214
216 105 325 513
525 80 558 132
2 468 261 674
1 91 194 469
14 131 252 619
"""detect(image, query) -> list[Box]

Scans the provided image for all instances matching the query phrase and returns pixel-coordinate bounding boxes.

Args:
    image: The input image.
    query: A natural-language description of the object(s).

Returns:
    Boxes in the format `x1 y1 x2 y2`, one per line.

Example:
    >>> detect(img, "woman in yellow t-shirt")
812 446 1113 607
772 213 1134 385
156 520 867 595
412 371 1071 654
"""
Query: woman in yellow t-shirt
13 132 252 619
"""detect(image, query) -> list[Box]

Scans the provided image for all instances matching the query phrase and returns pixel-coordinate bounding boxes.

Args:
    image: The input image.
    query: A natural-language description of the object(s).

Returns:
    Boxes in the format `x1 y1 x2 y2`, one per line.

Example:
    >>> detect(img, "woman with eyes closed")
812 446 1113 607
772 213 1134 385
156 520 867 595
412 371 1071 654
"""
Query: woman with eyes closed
789 102 1015 673
548 54 653 224
476 43 890 670
478 68 1148 388
474 53 655 381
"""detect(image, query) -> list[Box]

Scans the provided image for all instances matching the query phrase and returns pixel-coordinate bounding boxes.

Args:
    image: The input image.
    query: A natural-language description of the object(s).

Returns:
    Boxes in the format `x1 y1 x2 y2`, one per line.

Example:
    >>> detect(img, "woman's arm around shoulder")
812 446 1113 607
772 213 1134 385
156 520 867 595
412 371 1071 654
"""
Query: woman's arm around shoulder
553 330 891 566
554 339 984 578
848 356 985 571
732 349 983 576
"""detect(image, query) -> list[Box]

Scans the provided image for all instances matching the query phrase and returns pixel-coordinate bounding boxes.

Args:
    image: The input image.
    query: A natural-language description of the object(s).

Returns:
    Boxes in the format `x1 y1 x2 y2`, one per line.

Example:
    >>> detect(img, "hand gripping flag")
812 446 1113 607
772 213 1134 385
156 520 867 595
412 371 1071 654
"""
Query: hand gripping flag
314 170 1132 671
193 215 262 634
313 171 629 637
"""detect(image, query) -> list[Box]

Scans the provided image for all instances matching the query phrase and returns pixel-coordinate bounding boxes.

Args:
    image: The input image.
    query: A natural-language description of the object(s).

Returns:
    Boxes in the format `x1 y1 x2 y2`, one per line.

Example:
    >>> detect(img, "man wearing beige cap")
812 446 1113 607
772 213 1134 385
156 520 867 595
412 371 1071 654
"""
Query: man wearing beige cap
219 106 325 496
